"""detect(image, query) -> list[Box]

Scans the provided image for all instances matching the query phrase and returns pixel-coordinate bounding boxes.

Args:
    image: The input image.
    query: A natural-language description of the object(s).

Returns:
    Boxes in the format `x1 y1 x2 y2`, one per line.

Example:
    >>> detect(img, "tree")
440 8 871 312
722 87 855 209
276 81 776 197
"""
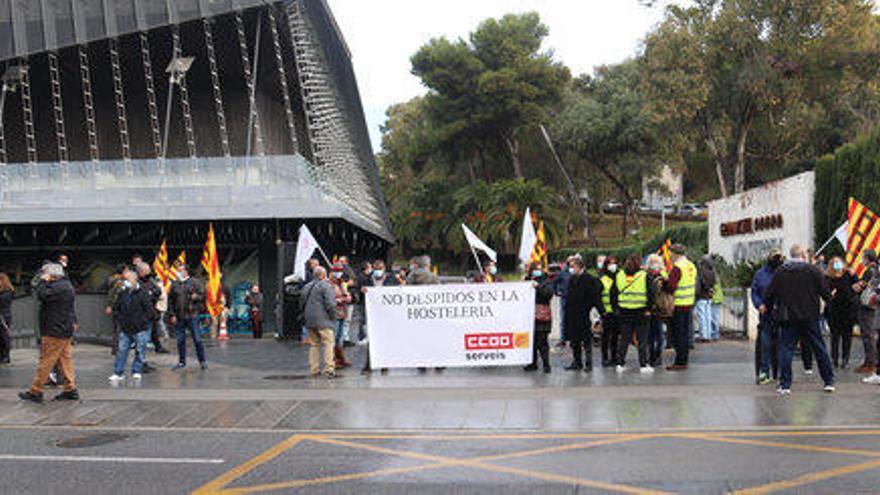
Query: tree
641 0 880 196
554 62 665 237
411 12 571 179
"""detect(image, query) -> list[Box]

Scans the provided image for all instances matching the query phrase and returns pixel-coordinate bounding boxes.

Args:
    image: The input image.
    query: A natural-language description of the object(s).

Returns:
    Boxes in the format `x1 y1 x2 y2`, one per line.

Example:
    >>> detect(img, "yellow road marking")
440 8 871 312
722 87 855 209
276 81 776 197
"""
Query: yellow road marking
731 458 880 495
321 429 880 441
678 433 880 459
191 434 307 495
226 434 664 495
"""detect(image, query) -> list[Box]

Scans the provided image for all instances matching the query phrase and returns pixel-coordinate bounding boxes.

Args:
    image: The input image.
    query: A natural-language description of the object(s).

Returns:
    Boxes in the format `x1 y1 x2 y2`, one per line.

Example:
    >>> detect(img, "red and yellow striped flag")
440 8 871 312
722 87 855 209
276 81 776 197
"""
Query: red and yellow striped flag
847 198 880 277
201 224 223 318
530 220 548 268
657 238 673 272
153 240 172 293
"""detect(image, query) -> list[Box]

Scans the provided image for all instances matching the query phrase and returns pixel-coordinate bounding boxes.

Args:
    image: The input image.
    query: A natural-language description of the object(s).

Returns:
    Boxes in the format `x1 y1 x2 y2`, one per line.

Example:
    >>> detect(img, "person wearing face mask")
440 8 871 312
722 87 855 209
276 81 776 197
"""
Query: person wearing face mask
478 261 499 283
752 249 784 384
825 257 857 369
330 265 352 369
551 256 577 346
854 249 880 378
524 263 553 373
611 255 656 373
644 254 669 367
108 266 153 383
562 257 605 371
598 256 620 367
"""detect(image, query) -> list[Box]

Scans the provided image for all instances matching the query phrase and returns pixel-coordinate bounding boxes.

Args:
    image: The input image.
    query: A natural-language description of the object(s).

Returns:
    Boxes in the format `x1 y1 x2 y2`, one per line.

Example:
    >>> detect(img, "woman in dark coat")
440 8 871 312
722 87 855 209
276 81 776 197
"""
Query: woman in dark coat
0 273 13 364
524 263 553 373
563 257 605 371
826 257 857 368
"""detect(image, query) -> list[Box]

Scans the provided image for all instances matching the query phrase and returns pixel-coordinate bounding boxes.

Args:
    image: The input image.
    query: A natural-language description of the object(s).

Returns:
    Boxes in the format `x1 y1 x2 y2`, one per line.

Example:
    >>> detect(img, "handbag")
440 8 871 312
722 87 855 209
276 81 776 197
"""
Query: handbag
535 304 552 323
653 290 675 320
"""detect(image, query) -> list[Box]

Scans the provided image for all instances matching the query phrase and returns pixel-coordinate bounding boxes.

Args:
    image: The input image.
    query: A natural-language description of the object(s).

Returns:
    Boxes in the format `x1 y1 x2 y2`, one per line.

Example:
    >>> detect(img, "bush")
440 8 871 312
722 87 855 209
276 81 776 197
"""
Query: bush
557 223 708 266
814 128 880 244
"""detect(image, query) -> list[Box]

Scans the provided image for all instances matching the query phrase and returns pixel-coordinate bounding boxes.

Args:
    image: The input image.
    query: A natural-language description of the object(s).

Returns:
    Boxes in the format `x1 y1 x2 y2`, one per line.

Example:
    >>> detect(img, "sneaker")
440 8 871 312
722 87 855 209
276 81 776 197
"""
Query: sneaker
804 369 814 376
861 374 880 385
615 365 626 373
200 362 209 371
777 388 791 396
757 373 772 385
53 389 79 401
108 374 124 382
640 366 655 374
132 373 142 380
173 363 185 370
324 370 337 379
18 390 43 403
823 384 835 393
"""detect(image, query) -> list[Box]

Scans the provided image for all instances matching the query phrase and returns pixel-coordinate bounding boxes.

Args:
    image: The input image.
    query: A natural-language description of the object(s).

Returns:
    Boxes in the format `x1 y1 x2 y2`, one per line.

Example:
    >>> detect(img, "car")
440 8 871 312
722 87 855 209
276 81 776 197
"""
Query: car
602 201 625 214
679 203 708 218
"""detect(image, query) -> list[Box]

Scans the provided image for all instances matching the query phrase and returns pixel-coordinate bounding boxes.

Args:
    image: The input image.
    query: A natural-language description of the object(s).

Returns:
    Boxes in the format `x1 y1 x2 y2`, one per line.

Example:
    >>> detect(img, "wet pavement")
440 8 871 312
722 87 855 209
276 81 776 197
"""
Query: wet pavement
0 337 878 494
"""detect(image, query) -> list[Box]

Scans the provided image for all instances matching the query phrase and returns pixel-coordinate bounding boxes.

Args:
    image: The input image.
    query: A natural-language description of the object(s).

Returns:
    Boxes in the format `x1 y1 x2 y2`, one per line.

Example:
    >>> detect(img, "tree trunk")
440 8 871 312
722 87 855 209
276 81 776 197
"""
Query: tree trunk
504 133 524 179
468 148 478 186
589 159 637 239
733 115 753 195
703 133 729 198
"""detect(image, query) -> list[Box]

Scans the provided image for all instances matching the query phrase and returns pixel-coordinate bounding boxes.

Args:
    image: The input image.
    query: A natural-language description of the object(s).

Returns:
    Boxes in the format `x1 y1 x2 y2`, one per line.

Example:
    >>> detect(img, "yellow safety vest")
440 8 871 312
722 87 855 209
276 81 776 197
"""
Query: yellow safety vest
674 257 697 307
600 274 614 313
616 270 648 309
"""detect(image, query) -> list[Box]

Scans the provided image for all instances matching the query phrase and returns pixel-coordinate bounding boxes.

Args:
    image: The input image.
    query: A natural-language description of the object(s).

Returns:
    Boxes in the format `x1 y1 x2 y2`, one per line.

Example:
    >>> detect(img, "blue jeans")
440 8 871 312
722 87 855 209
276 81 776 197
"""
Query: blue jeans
114 329 149 375
175 317 206 365
335 319 346 347
559 298 567 341
779 319 834 390
696 300 713 340
711 303 721 340
758 315 778 378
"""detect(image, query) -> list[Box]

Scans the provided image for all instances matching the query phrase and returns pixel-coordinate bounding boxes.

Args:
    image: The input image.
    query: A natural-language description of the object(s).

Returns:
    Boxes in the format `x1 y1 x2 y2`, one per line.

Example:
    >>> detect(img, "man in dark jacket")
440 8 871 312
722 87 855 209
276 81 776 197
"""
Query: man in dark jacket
137 262 168 356
563 258 605 371
762 244 834 395
168 264 207 370
854 249 880 375
109 266 154 382
19 263 79 403
751 250 784 384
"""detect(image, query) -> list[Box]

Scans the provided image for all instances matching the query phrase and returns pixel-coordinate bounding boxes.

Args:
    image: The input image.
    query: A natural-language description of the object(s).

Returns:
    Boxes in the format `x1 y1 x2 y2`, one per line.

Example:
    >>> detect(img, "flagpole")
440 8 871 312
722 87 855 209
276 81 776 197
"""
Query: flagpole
815 233 837 256
315 244 333 267
469 244 484 273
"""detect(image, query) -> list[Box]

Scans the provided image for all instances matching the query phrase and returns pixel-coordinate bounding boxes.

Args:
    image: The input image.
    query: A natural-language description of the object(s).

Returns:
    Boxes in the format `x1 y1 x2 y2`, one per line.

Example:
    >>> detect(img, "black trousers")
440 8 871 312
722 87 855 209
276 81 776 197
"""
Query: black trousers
601 314 619 364
531 330 550 368
150 317 163 350
828 312 854 366
0 319 9 362
617 317 649 367
670 309 692 365
570 338 592 368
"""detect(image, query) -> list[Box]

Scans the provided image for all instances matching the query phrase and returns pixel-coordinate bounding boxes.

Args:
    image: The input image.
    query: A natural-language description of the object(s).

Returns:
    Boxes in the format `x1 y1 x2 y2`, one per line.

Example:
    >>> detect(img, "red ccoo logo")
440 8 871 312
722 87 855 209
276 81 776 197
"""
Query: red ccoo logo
465 333 514 350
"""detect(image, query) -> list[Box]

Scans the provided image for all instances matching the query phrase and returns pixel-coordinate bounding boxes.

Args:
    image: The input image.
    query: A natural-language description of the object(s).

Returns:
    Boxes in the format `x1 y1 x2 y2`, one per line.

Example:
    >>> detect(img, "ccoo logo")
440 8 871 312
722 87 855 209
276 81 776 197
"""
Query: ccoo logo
465 332 530 350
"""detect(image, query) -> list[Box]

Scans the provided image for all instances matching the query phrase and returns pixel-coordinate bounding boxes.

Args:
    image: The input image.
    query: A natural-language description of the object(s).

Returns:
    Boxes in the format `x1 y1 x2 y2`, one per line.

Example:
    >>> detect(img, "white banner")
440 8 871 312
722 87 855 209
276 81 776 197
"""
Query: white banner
366 282 535 369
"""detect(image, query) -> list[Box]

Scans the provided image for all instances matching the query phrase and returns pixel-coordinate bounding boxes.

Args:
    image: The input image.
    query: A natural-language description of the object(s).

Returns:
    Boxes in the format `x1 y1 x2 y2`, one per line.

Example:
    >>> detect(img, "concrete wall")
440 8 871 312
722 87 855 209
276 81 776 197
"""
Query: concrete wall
708 172 815 264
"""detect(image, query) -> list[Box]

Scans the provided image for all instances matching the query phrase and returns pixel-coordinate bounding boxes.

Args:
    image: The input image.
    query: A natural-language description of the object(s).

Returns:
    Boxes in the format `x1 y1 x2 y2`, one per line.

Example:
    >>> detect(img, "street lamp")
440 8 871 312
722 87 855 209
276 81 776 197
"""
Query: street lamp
161 56 195 159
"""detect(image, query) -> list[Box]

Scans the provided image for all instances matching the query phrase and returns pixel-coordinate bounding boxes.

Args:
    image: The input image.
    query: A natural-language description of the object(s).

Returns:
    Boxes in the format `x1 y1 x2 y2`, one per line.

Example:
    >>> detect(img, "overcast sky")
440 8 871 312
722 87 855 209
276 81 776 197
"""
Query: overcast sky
324 0 678 151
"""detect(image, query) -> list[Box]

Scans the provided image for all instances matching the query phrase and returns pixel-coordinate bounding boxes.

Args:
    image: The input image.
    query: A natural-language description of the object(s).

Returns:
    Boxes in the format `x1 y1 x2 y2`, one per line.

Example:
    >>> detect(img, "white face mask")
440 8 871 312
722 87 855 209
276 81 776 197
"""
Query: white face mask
333 272 343 279
608 264 618 273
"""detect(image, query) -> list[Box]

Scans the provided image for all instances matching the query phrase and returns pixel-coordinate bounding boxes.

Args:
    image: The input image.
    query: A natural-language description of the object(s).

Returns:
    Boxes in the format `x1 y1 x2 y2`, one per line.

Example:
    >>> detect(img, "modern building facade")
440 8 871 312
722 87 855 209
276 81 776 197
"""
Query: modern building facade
0 0 392 332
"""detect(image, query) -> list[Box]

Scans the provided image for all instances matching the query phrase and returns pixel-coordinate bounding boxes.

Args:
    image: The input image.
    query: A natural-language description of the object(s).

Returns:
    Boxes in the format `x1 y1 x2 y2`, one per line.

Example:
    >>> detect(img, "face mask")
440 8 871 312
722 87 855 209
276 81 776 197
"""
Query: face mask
123 280 133 289
531 270 543 278
489 266 498 275
333 272 343 279
596 262 604 270
372 270 385 279
833 261 845 271
608 264 618 274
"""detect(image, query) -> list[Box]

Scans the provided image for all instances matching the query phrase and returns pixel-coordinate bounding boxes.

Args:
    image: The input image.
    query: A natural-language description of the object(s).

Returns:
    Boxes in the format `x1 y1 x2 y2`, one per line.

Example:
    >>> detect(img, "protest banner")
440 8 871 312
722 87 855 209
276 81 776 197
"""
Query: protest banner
366 282 535 369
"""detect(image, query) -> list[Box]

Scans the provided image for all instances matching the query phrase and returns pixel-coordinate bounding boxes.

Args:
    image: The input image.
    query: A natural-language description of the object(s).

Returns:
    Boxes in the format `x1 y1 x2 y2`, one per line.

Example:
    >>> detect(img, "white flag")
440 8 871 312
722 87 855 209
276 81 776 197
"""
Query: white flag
462 224 497 263
293 224 321 280
834 221 849 250
518 207 537 269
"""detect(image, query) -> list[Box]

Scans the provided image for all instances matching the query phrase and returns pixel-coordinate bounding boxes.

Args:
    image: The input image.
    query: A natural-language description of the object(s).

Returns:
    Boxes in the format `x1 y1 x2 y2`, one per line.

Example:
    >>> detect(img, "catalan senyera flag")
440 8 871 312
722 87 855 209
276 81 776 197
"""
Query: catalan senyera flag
846 198 880 277
153 240 172 293
657 238 673 273
529 220 548 268
201 224 223 318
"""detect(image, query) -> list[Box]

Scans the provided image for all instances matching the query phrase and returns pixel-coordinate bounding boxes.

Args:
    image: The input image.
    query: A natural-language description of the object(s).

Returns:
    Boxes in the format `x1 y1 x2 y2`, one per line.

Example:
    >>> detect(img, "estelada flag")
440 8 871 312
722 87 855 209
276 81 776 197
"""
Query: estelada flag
152 240 172 293
530 220 548 268
201 224 223 318
846 198 880 277
657 238 673 272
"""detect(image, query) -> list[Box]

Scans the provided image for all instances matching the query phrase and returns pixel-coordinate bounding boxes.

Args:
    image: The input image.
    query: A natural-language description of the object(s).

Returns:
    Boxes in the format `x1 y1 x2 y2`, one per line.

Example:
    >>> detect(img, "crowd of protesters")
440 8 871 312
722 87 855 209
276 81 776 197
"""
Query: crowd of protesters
6 240 880 399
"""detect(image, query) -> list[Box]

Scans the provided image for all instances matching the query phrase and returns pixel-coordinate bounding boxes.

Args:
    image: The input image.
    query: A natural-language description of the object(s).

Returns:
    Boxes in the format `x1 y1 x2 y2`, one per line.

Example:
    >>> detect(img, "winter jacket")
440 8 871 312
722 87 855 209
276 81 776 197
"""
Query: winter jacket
138 275 163 320
750 265 776 310
695 258 718 301
0 289 12 330
168 277 205 320
563 271 605 341
765 261 831 323
552 268 572 298
827 272 858 319
300 279 337 330
114 284 154 335
332 282 351 320
37 278 77 339
406 268 439 286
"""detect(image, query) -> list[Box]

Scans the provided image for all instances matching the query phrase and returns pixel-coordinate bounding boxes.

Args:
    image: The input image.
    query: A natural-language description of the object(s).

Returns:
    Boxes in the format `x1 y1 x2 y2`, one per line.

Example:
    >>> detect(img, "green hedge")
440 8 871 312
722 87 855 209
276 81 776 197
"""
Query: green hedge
557 223 708 266
815 128 880 250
